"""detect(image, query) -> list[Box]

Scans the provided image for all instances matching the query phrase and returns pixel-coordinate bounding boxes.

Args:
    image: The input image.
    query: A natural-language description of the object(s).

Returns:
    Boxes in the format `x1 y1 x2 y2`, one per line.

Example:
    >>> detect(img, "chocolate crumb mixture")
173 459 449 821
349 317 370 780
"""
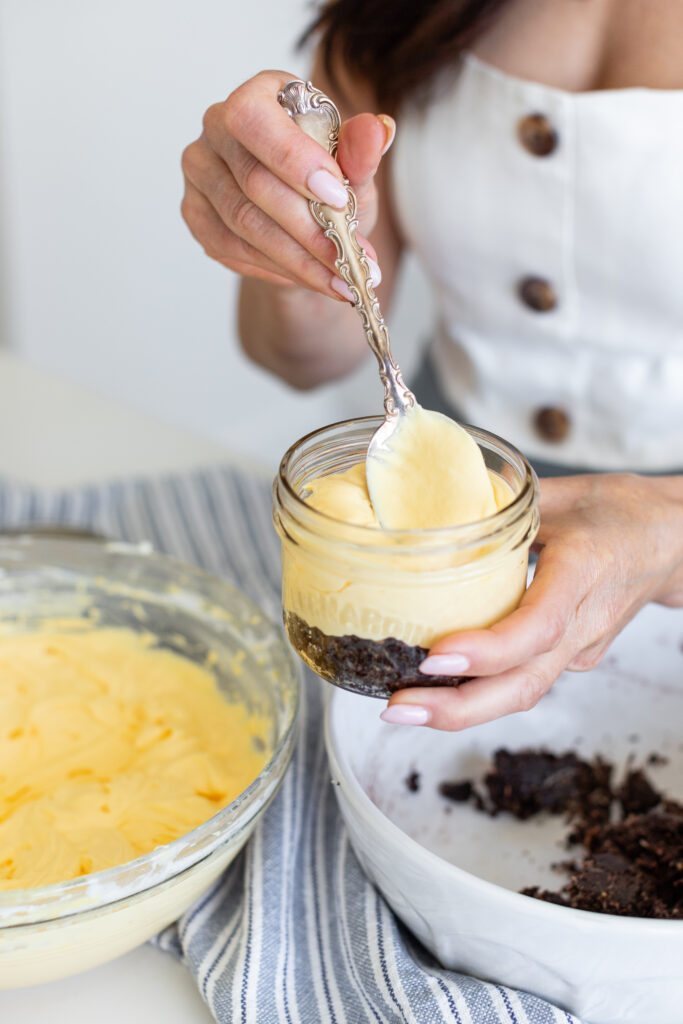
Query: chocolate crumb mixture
615 767 661 816
485 749 613 825
284 612 463 698
437 778 488 812
438 780 473 803
437 748 683 919
404 771 421 793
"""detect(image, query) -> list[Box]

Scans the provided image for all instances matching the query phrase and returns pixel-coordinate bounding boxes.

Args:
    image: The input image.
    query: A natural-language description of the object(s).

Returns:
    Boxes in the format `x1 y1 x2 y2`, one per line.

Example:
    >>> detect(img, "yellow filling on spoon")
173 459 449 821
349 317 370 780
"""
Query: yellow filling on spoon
365 405 498 529
305 450 509 532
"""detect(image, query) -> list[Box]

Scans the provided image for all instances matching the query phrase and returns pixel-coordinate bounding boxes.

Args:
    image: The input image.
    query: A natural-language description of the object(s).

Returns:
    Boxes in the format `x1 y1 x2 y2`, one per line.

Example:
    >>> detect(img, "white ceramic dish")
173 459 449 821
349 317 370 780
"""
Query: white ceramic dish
326 602 683 1024
0 536 299 987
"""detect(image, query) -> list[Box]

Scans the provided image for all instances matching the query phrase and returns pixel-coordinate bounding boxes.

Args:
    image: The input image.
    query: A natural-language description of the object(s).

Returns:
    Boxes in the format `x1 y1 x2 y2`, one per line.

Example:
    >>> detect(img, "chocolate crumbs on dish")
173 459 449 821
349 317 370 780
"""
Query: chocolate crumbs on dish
437 747 682 919
438 780 473 803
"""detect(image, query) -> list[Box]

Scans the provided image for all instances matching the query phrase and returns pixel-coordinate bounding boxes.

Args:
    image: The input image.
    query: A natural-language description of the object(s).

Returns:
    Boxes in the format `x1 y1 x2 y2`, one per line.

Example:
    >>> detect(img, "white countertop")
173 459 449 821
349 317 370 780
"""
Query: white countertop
0 946 214 1023
0 350 267 487
0 351 238 1021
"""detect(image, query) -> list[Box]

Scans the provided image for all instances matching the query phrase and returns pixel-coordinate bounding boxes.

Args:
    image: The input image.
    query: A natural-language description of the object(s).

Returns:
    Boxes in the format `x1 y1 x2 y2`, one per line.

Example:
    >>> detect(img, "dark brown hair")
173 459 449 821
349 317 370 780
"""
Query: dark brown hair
303 0 511 111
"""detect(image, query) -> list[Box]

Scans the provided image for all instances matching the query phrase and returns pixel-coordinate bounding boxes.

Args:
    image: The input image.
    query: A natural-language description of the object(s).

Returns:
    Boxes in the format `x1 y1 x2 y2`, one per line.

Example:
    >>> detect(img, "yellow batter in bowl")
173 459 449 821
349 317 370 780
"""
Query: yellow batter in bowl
0 536 299 988
0 625 269 891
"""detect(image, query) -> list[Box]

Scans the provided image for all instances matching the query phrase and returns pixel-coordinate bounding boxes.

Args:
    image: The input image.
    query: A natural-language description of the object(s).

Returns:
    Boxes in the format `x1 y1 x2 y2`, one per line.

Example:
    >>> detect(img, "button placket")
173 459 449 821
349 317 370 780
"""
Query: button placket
515 103 574 446
516 109 561 316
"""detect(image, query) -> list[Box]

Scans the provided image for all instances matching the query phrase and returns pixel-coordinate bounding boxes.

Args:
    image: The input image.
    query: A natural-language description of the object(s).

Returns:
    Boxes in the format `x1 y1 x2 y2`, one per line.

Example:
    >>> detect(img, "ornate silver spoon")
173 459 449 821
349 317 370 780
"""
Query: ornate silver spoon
277 80 416 457
277 81 499 531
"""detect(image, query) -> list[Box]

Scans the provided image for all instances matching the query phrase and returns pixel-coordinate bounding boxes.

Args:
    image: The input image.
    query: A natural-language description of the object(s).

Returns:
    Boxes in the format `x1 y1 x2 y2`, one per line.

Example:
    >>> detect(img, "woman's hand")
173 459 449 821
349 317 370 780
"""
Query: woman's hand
181 69 394 301
380 473 683 731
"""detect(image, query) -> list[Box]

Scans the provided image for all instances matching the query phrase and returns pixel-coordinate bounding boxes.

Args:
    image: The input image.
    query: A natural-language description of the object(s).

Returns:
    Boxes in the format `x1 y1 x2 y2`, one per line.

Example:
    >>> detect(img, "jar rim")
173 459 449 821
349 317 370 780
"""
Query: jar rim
275 415 538 547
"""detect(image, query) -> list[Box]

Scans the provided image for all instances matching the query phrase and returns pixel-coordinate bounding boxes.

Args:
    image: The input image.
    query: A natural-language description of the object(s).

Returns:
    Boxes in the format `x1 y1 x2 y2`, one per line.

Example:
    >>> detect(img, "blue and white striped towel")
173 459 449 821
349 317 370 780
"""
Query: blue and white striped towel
0 466 582 1024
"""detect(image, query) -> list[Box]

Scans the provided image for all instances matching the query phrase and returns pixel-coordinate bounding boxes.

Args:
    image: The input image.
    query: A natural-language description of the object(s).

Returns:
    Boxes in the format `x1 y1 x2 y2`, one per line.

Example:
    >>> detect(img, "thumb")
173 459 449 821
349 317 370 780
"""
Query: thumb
336 113 395 224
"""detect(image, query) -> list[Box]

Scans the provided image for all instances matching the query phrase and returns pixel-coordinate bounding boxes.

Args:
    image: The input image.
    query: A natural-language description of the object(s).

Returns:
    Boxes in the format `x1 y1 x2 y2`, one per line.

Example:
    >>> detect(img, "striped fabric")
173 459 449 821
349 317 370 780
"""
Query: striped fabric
0 467 582 1024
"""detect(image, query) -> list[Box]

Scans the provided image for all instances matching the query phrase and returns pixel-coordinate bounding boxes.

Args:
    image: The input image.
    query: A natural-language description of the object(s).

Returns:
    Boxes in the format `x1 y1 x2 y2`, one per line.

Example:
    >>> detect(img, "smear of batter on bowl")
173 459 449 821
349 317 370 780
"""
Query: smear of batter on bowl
0 626 269 890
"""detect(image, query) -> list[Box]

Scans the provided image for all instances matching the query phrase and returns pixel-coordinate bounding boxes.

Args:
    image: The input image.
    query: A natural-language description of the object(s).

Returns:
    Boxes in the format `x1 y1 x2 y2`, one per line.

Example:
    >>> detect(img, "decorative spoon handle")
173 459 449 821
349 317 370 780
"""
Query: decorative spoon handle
277 80 414 419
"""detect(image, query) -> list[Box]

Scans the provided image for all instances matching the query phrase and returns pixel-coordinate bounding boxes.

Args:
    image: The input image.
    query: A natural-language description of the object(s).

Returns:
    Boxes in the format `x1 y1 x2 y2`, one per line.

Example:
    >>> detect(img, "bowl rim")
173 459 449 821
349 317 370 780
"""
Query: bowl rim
325 687 683 934
0 537 300 925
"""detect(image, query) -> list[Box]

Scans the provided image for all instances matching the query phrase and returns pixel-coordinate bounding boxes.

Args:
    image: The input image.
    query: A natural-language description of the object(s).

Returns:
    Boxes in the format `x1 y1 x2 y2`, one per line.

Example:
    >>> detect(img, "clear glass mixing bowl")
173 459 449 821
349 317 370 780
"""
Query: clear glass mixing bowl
0 535 299 987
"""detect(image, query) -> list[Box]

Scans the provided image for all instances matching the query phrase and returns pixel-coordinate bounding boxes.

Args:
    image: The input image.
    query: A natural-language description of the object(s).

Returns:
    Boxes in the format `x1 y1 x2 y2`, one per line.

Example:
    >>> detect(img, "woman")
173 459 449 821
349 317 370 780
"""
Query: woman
180 0 683 731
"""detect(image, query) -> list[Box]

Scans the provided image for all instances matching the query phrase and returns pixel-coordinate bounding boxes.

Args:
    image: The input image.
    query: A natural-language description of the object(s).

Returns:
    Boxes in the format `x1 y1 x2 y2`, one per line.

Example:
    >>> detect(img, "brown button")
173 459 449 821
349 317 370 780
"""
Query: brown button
534 407 571 443
517 113 558 157
518 276 557 312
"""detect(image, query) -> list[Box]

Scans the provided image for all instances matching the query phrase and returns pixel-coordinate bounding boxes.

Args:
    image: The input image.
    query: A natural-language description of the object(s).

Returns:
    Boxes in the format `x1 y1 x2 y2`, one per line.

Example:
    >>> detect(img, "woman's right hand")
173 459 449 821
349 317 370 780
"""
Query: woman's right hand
180 70 395 302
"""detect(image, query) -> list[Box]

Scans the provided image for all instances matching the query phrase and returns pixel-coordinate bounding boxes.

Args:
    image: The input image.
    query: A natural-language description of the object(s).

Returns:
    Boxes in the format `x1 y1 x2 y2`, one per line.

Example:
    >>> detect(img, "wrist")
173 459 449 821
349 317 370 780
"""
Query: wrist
238 276 367 389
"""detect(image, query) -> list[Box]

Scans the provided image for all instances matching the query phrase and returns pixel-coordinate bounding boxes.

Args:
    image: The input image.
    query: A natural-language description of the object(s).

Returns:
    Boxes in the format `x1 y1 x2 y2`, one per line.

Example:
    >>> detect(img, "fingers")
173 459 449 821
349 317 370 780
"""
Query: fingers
204 71 349 208
206 135 338 264
381 644 571 732
420 543 588 679
183 69 389 292
181 183 285 275
182 157 349 300
181 182 338 292
337 113 391 183
337 113 394 225
220 135 381 289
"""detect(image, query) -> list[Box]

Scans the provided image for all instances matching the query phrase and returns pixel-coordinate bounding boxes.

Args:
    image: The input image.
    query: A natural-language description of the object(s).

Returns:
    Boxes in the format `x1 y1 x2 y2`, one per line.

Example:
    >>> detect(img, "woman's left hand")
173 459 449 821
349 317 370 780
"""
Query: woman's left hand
380 473 683 731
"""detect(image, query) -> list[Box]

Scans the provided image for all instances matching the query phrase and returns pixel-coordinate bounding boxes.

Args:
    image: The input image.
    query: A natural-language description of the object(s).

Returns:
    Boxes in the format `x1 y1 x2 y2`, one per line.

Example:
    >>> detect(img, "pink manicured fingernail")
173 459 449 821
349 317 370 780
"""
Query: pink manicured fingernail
377 114 396 155
420 653 470 676
331 276 355 302
366 256 382 287
307 169 348 209
380 704 430 726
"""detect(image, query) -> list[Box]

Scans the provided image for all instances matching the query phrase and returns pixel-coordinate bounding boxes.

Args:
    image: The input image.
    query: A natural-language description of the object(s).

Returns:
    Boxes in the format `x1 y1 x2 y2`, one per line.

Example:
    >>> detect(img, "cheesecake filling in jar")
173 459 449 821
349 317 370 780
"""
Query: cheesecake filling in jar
273 417 539 698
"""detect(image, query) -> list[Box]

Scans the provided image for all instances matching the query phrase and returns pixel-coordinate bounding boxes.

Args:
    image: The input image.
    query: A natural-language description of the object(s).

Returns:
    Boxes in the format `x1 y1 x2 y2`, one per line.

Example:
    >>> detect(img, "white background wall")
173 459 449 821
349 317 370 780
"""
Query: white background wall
0 0 431 472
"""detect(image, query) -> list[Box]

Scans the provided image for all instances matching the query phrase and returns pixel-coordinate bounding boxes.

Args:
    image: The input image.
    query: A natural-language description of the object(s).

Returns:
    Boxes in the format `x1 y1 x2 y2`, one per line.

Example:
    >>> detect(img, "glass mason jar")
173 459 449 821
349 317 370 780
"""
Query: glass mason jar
273 416 539 699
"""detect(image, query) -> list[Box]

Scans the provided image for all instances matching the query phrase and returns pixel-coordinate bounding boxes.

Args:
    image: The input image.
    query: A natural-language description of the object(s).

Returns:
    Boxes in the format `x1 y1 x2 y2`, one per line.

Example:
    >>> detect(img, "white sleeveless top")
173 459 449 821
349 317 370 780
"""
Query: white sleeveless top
391 53 683 470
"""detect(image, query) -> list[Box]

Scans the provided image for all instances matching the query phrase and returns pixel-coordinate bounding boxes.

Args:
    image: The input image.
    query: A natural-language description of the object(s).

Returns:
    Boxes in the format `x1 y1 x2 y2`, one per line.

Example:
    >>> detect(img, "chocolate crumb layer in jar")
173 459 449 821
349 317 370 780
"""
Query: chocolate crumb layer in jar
273 417 539 699
284 611 462 698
